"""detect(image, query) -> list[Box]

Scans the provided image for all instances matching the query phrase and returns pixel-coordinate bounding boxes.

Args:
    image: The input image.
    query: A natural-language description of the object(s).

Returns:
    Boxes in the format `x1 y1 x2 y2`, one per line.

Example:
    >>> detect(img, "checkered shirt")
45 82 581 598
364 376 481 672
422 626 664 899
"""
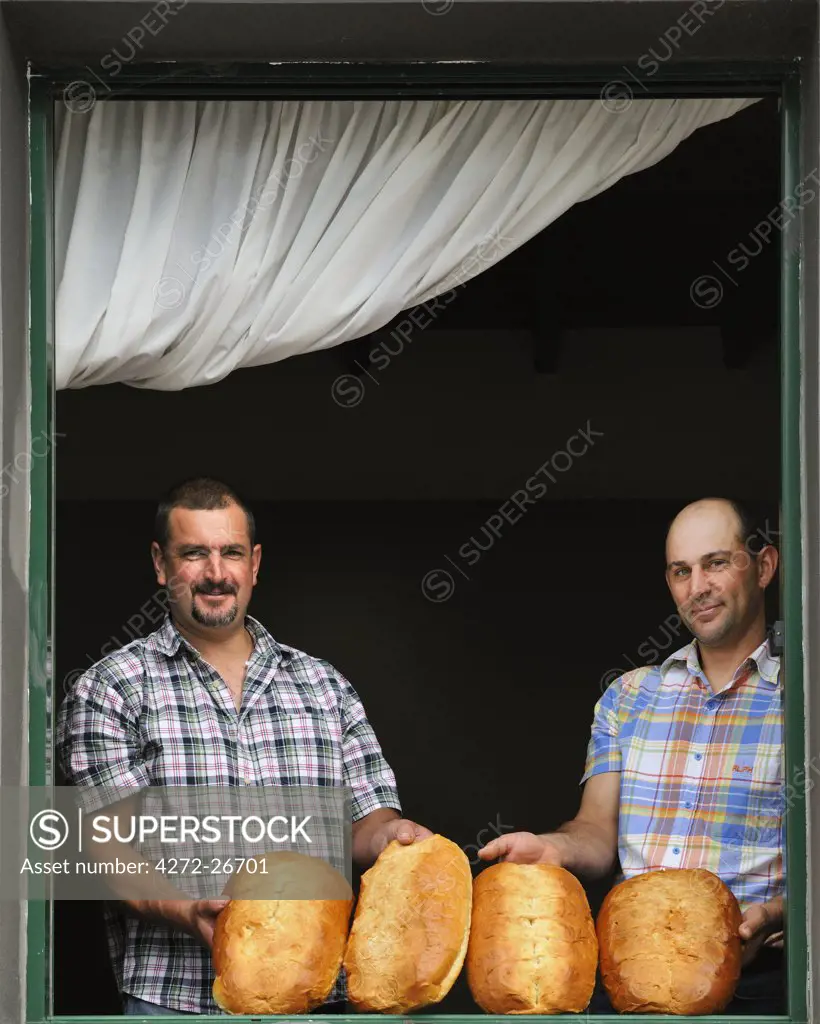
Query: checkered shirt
55 614 401 1013
582 637 784 911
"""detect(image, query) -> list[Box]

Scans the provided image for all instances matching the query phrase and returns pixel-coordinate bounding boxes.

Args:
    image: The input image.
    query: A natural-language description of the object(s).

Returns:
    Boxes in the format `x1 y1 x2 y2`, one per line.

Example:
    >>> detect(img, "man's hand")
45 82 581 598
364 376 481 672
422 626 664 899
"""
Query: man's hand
739 897 784 967
155 898 230 949
372 817 434 858
477 831 564 865
351 808 434 867
477 777 619 879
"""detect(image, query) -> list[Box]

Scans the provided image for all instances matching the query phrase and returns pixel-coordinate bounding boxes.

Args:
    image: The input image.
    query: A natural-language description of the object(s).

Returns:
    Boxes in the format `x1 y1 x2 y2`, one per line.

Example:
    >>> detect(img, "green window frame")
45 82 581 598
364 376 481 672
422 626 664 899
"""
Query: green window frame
27 62 807 1024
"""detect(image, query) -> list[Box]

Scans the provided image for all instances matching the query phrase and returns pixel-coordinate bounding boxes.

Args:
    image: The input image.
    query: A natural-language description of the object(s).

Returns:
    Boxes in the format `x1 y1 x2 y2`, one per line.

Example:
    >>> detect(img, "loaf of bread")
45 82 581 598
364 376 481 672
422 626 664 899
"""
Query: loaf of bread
212 851 353 1015
597 868 742 1014
343 834 472 1013
466 863 597 1014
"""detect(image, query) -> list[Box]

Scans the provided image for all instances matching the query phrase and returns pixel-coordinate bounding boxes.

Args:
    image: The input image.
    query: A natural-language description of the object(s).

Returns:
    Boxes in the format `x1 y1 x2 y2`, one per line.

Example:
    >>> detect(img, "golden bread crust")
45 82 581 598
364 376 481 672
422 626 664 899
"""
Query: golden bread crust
343 834 473 1013
467 862 598 1014
212 851 353 1014
597 868 742 1015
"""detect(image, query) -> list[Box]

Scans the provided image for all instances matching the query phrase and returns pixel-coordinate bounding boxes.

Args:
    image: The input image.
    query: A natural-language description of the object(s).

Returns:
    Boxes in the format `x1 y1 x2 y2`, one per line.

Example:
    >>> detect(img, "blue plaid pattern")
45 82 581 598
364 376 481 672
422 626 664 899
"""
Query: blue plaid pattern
582 638 784 911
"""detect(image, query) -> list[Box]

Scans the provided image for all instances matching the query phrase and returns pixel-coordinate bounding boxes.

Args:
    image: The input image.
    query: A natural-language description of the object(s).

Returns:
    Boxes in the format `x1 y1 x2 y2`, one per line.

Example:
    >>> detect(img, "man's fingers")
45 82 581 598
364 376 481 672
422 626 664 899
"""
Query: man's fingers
187 902 228 949
199 919 217 949
477 836 509 861
198 899 231 946
739 904 768 940
393 818 433 844
396 819 416 843
200 899 230 916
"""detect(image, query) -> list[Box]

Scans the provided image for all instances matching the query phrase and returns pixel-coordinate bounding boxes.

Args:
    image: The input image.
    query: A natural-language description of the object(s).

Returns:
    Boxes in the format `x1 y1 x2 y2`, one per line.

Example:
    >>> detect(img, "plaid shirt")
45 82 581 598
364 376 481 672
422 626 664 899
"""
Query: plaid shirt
55 614 401 1013
582 637 783 911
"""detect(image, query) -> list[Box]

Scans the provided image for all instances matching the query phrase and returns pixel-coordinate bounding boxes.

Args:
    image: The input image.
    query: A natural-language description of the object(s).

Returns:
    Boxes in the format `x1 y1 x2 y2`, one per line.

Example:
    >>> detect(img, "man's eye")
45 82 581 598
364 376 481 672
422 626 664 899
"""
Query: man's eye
709 559 728 569
674 569 689 578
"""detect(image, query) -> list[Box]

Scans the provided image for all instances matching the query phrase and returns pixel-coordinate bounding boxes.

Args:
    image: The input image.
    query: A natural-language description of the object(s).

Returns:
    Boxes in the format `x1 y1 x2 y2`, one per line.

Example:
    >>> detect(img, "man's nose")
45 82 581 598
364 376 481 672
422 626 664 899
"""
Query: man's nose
689 565 711 598
204 552 225 578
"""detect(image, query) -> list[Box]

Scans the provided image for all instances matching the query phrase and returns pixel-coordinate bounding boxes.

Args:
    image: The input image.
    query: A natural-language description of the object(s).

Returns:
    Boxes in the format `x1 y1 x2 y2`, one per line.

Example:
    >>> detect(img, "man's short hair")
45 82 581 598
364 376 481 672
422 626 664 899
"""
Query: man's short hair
669 497 779 556
720 498 779 555
154 478 256 550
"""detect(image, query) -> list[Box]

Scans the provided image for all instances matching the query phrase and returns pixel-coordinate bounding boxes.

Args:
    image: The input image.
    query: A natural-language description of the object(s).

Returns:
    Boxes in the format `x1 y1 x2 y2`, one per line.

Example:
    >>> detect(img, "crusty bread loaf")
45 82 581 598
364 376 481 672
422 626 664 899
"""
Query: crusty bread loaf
597 868 742 1014
212 851 353 1015
343 834 472 1013
466 863 597 1014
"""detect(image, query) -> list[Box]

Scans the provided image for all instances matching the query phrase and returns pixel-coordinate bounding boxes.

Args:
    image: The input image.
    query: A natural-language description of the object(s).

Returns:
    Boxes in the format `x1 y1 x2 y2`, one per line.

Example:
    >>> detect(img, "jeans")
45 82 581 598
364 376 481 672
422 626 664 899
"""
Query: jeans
123 994 192 1016
123 994 348 1016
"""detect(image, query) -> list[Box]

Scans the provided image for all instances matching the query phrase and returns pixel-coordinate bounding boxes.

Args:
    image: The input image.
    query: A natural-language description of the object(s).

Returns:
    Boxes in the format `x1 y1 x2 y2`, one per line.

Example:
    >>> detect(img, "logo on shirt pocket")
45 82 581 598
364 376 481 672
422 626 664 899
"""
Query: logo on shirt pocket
731 754 783 847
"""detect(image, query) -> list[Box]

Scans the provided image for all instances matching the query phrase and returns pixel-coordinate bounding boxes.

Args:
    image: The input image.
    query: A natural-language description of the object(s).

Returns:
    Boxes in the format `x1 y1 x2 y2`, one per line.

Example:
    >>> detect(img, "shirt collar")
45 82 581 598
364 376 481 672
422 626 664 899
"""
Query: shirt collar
153 613 284 663
660 635 780 689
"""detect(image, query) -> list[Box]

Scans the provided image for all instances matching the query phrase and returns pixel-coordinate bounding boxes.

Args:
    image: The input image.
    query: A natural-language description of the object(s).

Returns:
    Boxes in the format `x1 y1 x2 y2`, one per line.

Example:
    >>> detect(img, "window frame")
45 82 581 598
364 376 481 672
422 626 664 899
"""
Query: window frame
27 63 807 1024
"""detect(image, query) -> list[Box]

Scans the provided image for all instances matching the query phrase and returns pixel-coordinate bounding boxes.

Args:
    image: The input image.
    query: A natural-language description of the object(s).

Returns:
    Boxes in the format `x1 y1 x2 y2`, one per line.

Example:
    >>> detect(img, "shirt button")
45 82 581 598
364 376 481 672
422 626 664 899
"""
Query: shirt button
694 753 703 761
685 801 692 809
706 700 716 710
672 847 681 855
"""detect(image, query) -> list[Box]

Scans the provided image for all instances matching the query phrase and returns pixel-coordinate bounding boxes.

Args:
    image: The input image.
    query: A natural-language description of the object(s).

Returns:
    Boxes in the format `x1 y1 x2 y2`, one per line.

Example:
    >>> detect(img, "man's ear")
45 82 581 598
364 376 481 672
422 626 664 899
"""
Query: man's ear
757 544 779 589
251 544 262 586
151 541 167 586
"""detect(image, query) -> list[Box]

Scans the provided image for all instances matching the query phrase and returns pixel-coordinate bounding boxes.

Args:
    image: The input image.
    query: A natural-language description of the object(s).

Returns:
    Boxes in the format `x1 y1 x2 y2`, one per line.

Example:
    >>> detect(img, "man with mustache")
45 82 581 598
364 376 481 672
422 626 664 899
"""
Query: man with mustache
479 497 785 1014
57 478 431 1016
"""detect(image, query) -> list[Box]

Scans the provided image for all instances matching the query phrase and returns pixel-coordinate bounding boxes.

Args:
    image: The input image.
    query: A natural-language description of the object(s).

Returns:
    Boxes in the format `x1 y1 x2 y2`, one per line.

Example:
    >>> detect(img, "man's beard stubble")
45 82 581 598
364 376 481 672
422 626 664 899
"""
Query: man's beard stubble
191 582 239 628
683 607 735 648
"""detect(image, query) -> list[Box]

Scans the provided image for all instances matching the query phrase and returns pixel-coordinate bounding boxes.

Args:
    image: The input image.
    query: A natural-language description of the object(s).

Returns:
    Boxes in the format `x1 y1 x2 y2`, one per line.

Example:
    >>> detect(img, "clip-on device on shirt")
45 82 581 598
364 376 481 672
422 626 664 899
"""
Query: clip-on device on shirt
769 620 785 657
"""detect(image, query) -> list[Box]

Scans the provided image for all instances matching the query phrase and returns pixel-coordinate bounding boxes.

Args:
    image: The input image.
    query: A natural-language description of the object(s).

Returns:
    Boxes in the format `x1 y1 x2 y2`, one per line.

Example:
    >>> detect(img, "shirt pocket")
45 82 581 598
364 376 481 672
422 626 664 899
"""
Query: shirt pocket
729 752 783 848
141 693 232 784
250 709 344 787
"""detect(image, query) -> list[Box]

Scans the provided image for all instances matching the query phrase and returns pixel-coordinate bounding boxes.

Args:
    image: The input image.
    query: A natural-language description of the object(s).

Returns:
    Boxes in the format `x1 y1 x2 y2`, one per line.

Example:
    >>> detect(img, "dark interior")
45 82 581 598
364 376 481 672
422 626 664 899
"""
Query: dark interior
53 96 781 1015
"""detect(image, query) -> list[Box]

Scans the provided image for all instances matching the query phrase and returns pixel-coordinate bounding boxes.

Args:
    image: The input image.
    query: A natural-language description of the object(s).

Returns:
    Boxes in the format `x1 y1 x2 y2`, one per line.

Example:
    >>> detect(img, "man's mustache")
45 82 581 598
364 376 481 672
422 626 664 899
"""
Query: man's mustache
193 582 238 596
684 599 722 616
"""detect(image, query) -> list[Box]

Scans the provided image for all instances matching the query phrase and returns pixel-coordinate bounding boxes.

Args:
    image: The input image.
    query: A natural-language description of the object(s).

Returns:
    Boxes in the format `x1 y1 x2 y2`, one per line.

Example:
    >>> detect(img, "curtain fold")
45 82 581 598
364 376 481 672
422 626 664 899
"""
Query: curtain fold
56 97 756 391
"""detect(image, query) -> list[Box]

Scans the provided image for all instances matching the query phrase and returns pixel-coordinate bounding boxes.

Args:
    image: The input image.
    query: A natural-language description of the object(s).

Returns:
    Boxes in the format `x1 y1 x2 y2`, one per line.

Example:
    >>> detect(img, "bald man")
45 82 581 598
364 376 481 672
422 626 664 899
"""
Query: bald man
479 498 785 1014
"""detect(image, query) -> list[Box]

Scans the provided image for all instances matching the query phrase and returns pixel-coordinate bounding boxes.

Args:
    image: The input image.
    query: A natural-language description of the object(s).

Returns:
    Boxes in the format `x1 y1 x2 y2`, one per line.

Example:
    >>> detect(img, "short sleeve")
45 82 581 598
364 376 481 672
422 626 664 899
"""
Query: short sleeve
580 678 623 784
55 664 150 812
339 678 401 822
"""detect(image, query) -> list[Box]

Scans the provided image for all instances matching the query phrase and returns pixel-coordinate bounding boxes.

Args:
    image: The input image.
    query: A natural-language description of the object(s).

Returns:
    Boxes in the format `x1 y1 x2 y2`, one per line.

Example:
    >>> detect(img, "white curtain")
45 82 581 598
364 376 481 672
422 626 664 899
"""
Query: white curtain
56 97 755 391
